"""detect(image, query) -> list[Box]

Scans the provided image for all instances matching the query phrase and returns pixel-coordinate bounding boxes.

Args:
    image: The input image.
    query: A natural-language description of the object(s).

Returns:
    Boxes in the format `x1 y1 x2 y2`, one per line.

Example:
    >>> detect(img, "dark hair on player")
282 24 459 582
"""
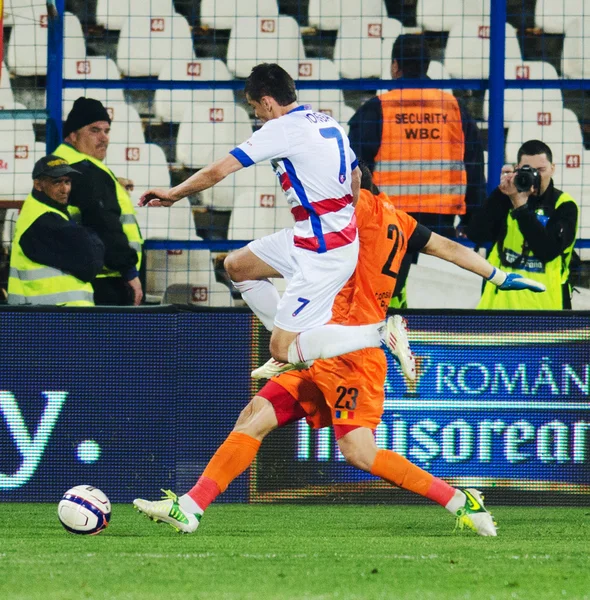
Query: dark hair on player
244 63 297 106
359 161 381 195
391 34 431 78
517 139 553 164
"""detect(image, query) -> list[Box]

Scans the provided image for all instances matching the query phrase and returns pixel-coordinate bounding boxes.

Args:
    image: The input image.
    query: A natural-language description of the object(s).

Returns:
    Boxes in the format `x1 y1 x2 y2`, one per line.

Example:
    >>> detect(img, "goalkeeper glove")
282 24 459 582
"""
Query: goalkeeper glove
487 268 546 293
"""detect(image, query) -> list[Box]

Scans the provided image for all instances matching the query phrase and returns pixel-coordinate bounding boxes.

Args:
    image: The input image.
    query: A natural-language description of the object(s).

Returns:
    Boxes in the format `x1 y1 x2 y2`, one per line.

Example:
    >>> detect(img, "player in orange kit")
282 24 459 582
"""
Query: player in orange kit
133 165 539 537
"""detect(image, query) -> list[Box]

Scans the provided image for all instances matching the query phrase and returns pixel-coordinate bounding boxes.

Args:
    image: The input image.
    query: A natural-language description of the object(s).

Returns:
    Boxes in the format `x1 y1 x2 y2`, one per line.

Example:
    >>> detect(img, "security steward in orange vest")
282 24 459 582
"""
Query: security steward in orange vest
348 34 485 307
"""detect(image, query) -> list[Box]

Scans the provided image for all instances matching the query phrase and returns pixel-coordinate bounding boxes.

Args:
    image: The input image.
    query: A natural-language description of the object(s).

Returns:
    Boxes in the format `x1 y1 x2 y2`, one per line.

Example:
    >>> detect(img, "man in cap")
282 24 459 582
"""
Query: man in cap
53 97 144 305
8 155 105 306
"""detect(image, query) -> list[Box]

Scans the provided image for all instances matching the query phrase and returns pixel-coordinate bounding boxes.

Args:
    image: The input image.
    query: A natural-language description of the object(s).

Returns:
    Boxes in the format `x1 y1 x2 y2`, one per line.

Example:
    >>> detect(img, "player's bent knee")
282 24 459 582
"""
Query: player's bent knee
233 395 279 440
269 329 297 364
269 339 289 363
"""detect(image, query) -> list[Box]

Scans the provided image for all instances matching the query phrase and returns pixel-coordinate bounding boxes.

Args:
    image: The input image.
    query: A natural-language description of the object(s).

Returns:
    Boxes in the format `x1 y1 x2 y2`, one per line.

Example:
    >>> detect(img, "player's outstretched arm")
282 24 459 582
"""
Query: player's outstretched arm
421 232 546 293
139 154 244 207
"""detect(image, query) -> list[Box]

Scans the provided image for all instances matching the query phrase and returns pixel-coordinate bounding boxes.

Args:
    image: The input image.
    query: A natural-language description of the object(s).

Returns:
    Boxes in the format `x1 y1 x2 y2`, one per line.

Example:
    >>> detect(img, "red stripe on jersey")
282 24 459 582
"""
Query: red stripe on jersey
293 215 357 252
279 172 292 192
291 194 353 222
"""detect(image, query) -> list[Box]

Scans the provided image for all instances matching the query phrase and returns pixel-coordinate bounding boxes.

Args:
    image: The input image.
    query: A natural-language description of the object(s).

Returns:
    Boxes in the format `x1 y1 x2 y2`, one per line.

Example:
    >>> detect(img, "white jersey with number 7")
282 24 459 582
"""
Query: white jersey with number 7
230 105 358 254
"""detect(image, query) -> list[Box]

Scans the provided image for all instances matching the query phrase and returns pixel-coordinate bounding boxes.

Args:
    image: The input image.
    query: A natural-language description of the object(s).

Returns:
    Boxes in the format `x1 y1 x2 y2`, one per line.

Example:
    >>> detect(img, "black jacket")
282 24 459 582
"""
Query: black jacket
467 181 578 264
67 154 139 281
348 85 486 227
20 189 105 282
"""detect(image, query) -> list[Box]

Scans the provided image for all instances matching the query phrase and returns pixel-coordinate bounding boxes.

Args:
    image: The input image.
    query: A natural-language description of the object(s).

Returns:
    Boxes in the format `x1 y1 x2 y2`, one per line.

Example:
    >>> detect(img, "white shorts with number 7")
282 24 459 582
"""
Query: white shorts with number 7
248 228 359 332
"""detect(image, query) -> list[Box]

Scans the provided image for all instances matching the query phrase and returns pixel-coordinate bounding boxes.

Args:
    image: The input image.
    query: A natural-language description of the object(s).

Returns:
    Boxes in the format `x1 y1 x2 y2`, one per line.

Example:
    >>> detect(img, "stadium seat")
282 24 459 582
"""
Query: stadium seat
406 252 482 308
62 58 125 119
200 163 279 210
96 0 175 31
416 0 464 32
136 200 199 245
2 0 39 27
416 0 490 31
535 0 590 35
176 102 252 168
105 142 170 203
0 137 36 201
291 59 355 127
562 17 590 79
0 102 36 150
32 141 46 164
228 188 293 240
444 19 522 79
292 58 341 105
462 0 491 21
154 59 234 123
199 0 279 30
308 0 386 31
572 286 590 309
162 281 233 306
505 108 584 162
1 208 20 249
226 16 306 79
483 60 563 126
6 8 87 76
146 233 220 301
116 12 195 77
0 63 15 107
334 17 404 79
103 102 145 148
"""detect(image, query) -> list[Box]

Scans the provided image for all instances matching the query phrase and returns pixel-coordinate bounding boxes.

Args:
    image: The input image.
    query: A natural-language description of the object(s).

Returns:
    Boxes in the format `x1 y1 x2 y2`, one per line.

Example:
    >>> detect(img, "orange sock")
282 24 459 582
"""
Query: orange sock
370 449 455 507
187 432 261 511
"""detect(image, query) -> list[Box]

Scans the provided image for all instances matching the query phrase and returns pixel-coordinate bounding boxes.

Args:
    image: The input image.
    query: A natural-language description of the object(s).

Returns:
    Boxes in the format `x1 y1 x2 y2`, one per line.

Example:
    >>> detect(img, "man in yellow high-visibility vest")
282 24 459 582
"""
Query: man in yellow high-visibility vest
8 155 104 306
54 97 144 305
468 140 579 310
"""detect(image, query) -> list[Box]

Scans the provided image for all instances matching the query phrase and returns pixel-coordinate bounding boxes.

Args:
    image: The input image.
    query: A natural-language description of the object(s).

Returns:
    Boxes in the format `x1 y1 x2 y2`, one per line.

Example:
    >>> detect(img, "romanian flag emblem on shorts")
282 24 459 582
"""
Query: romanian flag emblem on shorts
335 410 355 420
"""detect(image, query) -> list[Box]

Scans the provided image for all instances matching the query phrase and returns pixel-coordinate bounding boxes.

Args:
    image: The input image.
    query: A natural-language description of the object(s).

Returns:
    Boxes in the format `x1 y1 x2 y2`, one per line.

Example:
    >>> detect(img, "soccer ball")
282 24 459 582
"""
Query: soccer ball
57 485 111 535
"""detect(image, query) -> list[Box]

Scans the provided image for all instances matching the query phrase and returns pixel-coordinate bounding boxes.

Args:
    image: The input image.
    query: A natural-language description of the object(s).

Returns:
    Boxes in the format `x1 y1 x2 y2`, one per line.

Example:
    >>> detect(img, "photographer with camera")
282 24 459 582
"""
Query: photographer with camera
467 140 579 309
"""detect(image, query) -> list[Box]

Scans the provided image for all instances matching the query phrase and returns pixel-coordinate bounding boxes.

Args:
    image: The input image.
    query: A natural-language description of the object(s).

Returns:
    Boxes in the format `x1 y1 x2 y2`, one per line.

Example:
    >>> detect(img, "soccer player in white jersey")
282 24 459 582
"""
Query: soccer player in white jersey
140 64 414 378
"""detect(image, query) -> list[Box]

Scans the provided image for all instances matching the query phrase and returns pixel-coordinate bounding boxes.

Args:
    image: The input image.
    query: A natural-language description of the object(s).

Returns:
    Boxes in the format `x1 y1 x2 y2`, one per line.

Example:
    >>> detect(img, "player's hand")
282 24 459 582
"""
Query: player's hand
498 273 546 293
139 189 177 207
487 268 546 293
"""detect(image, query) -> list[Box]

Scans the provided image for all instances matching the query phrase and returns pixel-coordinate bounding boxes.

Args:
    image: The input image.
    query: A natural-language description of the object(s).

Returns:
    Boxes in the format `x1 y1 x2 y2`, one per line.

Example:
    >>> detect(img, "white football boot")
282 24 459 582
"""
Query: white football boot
251 357 313 380
384 315 416 381
133 489 200 533
455 488 498 537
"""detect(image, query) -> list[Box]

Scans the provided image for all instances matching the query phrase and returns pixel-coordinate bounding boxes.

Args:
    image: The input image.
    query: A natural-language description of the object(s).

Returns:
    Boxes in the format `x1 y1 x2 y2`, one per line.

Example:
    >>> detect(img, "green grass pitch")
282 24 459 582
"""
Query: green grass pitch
1 503 589 600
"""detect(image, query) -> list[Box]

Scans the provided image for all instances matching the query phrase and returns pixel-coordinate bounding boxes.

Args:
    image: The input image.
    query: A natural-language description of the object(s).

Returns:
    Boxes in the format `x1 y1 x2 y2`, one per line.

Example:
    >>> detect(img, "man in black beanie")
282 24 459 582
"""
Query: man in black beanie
53 97 144 305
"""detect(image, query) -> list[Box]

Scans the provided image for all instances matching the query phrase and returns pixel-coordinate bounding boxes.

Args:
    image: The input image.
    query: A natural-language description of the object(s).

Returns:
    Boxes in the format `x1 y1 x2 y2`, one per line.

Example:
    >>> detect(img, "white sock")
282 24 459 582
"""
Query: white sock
444 489 466 514
178 494 204 516
287 322 385 363
232 279 280 332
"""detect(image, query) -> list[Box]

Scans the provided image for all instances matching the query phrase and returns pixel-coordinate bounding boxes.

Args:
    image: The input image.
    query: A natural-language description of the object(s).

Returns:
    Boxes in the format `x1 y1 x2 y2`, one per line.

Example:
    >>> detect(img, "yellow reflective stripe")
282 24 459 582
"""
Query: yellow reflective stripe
379 183 467 196
9 266 66 281
8 290 94 305
376 159 465 172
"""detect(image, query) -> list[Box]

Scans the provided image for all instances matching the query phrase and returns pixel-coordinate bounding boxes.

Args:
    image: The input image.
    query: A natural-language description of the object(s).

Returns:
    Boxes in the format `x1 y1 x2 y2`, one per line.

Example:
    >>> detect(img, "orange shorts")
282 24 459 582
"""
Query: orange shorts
268 348 387 430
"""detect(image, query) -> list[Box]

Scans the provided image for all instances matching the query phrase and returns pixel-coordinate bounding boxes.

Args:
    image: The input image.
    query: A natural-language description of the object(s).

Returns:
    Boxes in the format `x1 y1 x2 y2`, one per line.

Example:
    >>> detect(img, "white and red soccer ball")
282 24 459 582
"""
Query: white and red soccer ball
57 485 111 535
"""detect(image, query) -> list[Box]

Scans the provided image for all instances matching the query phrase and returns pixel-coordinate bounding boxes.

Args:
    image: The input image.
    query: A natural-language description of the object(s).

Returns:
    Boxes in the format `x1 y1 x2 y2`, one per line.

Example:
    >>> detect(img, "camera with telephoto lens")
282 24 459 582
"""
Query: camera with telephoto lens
513 165 541 193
